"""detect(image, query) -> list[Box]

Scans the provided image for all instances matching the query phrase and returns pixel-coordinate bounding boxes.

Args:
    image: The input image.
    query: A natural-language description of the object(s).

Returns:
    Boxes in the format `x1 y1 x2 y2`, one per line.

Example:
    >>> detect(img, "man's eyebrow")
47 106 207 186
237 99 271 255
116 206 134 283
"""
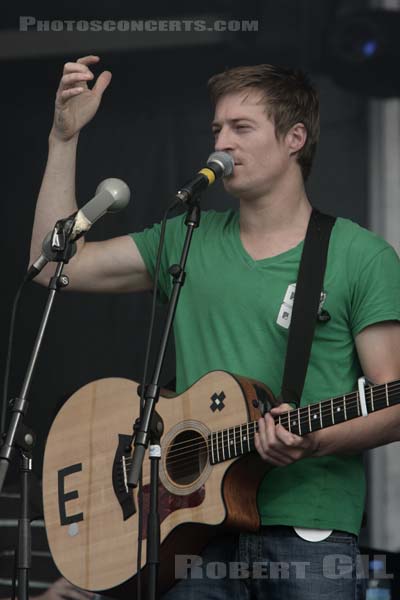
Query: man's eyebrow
211 117 256 128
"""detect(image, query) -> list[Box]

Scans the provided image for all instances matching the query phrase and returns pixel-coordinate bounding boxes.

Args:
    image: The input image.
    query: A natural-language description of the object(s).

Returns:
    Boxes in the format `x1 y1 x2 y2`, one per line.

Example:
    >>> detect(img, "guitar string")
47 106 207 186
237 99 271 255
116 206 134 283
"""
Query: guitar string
124 404 384 474
125 386 399 468
126 382 400 452
133 393 371 477
124 386 399 468
151 386 397 459
161 384 400 458
126 391 361 457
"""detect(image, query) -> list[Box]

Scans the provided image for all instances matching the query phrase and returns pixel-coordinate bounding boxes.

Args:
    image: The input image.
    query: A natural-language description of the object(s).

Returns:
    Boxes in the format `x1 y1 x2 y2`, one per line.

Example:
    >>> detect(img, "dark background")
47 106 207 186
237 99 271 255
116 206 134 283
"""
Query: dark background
0 0 386 500
3 1 400 594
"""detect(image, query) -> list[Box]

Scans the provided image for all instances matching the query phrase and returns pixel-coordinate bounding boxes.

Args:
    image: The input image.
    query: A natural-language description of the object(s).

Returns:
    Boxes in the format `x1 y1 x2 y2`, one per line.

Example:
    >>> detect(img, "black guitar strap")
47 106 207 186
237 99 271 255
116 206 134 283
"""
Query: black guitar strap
279 208 336 408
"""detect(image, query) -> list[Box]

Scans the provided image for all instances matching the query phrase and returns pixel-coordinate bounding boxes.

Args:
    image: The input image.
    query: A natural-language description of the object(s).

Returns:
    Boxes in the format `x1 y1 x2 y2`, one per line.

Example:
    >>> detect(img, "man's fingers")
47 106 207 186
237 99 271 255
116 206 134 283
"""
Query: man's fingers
56 582 94 600
275 423 303 447
60 87 85 100
61 72 94 88
254 433 292 465
62 57 99 82
59 57 110 100
93 70 112 97
58 68 110 102
66 590 94 600
50 578 95 600
270 403 293 415
60 588 94 600
77 55 100 65
63 62 92 75
256 417 289 464
257 415 271 448
255 409 316 465
265 413 279 444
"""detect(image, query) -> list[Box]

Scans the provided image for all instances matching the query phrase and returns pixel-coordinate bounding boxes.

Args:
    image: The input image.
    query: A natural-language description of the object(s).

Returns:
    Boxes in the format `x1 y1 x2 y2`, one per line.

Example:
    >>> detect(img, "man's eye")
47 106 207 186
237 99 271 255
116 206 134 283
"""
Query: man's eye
236 125 250 130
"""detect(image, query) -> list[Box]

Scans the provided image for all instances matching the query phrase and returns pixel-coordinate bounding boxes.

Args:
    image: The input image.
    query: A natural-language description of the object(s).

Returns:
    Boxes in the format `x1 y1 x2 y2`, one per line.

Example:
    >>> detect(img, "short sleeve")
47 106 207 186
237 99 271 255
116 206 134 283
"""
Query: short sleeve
350 244 400 337
130 215 186 303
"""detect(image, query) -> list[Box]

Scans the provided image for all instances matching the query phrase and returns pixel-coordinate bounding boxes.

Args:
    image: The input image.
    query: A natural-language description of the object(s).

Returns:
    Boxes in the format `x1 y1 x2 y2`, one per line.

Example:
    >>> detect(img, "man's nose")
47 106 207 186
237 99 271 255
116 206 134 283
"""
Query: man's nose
214 127 235 152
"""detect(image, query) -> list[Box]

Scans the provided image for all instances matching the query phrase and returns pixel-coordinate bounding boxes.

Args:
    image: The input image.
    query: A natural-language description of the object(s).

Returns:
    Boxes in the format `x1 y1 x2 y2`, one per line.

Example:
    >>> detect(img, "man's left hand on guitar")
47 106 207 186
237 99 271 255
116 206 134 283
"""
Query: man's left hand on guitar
255 404 320 466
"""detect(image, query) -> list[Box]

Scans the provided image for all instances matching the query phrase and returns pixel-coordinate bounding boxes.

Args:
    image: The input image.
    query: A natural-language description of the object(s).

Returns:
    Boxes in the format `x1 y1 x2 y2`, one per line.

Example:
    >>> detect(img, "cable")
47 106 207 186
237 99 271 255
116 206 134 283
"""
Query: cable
11 542 17 600
1 275 30 435
135 199 180 600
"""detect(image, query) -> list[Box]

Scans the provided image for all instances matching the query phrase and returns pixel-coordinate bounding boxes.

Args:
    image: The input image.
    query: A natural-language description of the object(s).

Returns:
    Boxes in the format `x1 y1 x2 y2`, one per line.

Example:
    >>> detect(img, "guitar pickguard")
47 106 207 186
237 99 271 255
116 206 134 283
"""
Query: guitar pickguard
140 482 205 540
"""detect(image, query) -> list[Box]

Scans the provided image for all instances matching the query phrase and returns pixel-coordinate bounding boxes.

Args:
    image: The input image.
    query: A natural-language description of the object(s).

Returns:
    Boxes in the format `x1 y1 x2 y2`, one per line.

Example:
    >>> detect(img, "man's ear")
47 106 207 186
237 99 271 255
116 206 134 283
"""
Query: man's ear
287 122 307 155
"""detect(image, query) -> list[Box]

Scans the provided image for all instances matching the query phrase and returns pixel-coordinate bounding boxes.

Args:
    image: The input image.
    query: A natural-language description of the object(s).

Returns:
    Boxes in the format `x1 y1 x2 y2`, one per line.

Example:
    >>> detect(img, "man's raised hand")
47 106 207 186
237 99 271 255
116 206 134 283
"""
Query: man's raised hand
52 55 112 141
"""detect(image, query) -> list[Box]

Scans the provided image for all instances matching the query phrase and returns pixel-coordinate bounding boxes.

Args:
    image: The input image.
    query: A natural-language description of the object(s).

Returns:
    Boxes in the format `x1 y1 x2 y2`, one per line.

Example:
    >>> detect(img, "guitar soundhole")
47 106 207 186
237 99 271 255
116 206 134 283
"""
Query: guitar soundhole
166 429 208 486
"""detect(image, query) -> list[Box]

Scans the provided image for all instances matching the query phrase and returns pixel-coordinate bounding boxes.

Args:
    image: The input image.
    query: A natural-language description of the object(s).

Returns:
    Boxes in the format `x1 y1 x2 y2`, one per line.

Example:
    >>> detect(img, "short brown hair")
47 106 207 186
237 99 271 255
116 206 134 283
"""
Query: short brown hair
208 64 320 181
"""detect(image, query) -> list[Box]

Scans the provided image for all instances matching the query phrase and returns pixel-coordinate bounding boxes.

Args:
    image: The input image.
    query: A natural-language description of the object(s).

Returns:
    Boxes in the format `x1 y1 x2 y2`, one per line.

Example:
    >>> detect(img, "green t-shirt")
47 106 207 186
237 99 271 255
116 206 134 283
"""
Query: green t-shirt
131 209 400 535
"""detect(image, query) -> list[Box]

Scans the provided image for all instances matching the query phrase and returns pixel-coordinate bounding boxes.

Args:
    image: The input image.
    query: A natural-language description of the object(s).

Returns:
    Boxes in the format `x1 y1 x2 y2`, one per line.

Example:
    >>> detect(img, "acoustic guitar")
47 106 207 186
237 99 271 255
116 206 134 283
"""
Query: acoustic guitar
42 371 400 598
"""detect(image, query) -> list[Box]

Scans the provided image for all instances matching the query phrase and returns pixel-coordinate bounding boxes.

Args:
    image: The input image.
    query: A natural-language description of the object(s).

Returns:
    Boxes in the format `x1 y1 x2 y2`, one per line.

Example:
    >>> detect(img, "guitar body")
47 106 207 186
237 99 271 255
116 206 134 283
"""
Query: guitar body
42 371 275 598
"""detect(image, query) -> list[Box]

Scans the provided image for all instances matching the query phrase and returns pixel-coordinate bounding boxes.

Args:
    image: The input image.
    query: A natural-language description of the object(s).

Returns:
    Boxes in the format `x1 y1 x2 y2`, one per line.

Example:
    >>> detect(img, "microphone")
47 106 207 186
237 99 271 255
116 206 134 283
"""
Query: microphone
70 178 131 241
175 151 234 204
26 231 78 282
27 178 130 281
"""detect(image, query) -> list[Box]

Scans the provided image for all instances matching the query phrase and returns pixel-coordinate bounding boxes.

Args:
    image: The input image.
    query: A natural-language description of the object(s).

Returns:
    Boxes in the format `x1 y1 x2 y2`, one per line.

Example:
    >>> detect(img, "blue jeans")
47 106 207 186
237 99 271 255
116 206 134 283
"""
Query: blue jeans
163 526 367 599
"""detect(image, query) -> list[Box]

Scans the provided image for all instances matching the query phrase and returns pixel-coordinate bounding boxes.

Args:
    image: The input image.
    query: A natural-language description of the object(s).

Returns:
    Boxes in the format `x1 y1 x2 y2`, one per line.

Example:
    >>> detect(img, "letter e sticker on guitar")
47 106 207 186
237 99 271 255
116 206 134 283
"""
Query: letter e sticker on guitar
58 464 84 527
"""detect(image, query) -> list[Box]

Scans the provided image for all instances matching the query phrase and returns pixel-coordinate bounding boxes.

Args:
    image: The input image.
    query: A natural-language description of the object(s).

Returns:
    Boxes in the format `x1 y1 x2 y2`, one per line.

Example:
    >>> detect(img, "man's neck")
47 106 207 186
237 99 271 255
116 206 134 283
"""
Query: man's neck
238 177 312 260
239 178 311 238
240 194 312 235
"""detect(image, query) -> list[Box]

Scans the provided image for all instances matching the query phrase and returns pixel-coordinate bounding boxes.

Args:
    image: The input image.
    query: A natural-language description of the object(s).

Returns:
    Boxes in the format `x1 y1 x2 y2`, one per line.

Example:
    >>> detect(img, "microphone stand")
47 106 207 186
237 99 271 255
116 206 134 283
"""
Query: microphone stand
0 219 76 600
127 201 201 600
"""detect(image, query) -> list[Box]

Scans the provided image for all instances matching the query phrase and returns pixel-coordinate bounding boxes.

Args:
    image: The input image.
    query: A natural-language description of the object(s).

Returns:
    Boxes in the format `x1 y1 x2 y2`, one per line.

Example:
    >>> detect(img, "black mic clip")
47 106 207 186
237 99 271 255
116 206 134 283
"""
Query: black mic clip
52 212 78 252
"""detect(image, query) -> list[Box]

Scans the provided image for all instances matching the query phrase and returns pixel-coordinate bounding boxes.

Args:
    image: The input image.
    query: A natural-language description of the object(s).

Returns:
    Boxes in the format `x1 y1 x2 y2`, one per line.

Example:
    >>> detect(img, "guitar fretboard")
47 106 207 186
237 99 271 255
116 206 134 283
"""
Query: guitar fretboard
208 379 400 465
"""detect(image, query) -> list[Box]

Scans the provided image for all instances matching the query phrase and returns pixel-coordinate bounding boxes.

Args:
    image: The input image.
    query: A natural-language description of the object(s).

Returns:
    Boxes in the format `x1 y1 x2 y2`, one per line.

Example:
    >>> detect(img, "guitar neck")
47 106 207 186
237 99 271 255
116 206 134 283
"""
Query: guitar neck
209 379 400 465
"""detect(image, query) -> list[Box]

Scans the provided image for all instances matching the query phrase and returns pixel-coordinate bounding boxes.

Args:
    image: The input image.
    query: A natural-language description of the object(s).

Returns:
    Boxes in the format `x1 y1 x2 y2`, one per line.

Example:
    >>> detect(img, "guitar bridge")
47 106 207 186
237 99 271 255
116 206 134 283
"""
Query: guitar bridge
112 434 136 520
121 455 129 492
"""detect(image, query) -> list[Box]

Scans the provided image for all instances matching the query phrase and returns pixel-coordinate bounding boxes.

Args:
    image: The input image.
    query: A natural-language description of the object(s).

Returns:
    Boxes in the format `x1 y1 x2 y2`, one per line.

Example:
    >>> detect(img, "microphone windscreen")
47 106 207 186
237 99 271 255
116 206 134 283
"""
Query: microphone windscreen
206 152 234 177
95 178 131 213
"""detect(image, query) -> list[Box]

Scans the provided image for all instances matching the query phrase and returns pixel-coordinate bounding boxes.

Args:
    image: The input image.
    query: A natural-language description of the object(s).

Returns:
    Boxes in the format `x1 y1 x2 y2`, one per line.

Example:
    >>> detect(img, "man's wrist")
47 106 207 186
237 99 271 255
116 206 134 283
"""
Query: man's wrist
49 127 79 146
309 431 322 457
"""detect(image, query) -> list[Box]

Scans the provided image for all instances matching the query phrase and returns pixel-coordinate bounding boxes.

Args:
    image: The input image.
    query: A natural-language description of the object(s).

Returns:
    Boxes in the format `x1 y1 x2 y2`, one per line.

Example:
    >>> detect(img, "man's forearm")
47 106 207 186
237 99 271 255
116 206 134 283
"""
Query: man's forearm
29 131 82 282
312 403 400 457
